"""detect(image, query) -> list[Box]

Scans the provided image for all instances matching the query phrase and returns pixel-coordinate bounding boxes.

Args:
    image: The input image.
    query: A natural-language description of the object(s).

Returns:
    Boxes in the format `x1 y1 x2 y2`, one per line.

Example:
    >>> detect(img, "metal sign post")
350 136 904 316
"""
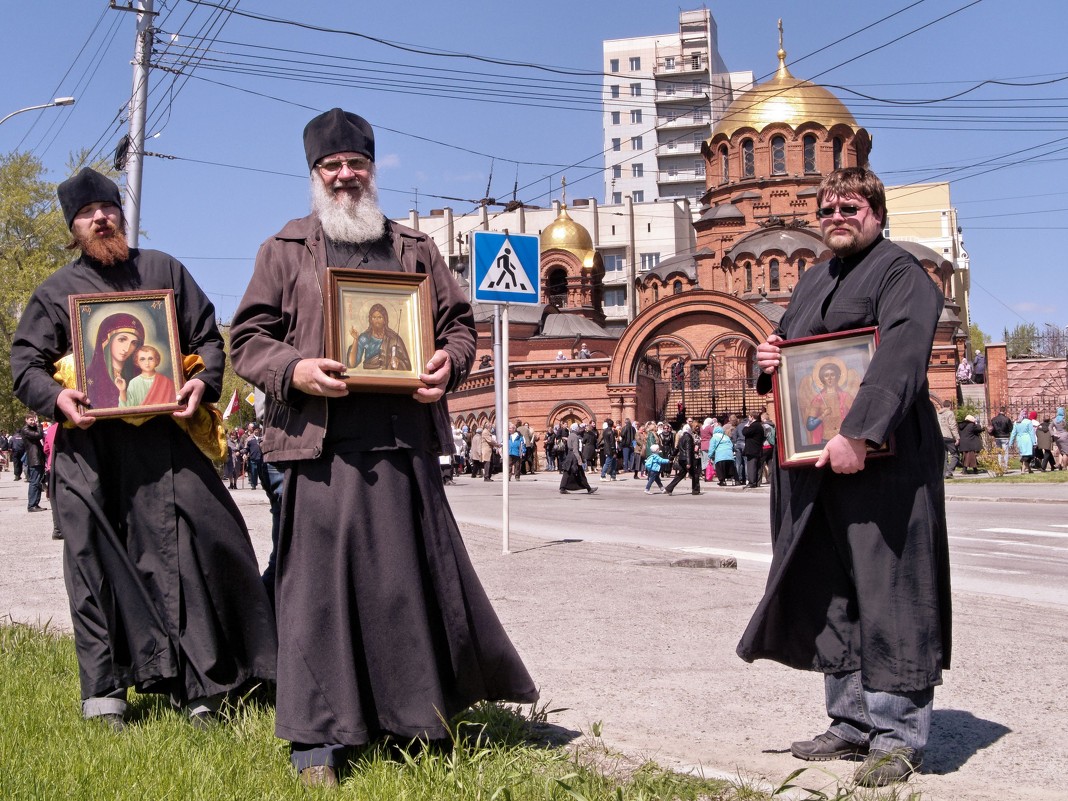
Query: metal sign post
471 231 540 554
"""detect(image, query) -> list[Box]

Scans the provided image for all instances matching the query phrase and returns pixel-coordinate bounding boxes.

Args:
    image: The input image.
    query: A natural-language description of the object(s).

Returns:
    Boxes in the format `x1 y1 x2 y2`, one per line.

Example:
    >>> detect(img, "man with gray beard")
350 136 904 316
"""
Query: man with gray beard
229 108 537 788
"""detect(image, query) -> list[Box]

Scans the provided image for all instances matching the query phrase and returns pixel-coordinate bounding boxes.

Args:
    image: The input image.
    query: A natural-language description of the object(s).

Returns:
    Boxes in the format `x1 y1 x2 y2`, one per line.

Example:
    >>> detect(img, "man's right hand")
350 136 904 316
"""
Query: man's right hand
55 388 95 429
756 335 783 374
291 358 349 398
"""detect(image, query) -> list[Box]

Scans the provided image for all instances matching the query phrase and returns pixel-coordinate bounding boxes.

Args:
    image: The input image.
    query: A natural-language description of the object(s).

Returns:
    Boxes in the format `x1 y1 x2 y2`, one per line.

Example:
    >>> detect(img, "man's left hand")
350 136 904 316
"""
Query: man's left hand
414 349 451 404
814 434 868 474
173 378 206 418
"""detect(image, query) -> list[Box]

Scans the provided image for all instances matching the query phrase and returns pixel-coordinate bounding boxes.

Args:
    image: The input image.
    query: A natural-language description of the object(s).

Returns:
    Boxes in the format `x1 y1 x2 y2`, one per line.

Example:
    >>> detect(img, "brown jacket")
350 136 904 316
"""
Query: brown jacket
230 215 475 462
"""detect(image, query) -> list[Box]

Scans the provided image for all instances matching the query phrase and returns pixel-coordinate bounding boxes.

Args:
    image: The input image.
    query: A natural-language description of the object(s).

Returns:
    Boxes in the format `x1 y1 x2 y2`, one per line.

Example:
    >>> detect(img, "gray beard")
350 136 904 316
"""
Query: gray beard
310 174 386 244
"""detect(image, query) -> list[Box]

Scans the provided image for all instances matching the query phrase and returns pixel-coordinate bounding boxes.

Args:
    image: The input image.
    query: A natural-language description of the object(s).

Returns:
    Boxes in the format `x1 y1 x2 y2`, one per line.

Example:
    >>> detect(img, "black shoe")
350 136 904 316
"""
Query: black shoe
559 489 568 494
92 713 126 733
790 731 869 762
586 487 598 494
691 491 702 495
52 530 63 540
854 748 919 787
28 506 46 513
299 765 339 788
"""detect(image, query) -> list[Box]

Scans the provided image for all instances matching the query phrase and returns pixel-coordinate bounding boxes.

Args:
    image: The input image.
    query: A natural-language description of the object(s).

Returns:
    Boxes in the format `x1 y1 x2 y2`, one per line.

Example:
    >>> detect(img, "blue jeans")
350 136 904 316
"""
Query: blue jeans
621 446 633 473
825 670 933 755
733 446 746 484
26 465 43 509
600 454 617 478
644 471 663 491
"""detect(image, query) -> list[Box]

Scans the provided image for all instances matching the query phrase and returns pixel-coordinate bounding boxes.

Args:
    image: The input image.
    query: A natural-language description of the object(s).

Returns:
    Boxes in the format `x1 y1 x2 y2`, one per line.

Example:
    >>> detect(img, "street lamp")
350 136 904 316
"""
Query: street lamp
0 97 76 127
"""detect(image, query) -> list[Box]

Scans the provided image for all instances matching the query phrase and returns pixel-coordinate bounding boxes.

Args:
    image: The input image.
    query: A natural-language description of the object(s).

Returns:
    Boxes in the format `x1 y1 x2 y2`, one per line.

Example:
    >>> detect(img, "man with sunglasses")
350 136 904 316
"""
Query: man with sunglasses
737 167 951 788
230 108 537 787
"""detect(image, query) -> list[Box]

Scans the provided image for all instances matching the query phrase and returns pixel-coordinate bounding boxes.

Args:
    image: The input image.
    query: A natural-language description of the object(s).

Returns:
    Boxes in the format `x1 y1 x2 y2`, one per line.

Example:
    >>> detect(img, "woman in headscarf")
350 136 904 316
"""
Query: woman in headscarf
1009 411 1037 473
957 414 984 474
85 312 145 409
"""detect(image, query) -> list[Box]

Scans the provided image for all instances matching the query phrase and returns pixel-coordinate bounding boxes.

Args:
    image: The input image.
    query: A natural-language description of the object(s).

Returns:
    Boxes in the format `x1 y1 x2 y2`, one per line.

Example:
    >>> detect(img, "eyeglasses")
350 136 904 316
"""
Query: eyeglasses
317 157 371 175
815 204 868 219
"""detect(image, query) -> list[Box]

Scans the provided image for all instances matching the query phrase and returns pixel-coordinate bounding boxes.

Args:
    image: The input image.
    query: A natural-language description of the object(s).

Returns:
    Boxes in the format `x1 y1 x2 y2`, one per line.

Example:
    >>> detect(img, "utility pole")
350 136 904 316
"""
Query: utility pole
112 0 156 248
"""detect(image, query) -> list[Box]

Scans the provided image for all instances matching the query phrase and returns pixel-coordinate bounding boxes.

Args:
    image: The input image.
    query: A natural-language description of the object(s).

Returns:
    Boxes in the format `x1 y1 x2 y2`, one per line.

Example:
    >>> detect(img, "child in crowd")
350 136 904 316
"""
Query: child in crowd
644 444 670 494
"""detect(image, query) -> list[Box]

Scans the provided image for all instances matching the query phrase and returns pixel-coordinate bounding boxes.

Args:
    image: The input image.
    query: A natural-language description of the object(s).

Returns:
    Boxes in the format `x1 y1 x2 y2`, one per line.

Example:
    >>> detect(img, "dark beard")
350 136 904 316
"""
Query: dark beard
79 231 130 266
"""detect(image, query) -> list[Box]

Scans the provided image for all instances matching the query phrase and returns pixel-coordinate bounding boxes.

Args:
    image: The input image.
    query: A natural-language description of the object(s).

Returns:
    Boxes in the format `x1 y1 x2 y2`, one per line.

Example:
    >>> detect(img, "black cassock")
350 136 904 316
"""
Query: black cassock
737 236 952 693
11 251 276 702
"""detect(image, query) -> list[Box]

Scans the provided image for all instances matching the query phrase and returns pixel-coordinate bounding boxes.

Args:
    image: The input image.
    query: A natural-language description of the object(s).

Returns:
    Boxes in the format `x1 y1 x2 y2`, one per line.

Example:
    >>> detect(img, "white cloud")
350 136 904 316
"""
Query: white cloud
376 153 400 169
1011 301 1056 315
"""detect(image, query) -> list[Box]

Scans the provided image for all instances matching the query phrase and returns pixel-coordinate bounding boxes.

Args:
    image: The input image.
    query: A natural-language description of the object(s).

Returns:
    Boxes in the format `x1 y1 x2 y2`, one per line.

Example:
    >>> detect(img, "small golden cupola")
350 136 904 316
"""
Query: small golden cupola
540 205 596 270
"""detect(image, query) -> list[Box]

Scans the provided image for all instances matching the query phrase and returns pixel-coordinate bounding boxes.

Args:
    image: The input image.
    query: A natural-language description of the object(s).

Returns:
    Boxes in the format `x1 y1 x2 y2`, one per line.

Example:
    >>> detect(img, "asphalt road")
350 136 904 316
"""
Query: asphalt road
448 469 1068 608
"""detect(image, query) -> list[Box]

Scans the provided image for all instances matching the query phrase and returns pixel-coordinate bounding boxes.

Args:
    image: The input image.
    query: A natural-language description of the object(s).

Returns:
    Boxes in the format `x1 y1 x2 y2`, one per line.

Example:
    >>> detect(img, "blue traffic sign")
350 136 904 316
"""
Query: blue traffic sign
471 231 540 305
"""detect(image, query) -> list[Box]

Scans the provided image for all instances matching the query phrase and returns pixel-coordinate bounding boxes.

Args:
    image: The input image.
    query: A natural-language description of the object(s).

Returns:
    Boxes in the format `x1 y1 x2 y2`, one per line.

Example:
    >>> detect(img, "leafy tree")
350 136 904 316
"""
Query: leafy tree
968 322 989 356
0 152 69 429
217 324 256 430
1004 323 1039 359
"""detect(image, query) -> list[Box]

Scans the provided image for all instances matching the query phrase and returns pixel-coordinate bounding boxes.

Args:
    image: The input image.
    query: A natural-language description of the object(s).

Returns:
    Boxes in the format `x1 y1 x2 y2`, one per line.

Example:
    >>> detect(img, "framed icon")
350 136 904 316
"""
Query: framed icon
323 268 435 393
68 290 185 418
772 326 893 467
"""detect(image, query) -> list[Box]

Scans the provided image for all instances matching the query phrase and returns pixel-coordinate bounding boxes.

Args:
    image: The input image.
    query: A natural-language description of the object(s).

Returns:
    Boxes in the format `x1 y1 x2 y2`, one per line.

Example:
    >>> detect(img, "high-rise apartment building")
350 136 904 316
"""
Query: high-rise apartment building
602 9 752 206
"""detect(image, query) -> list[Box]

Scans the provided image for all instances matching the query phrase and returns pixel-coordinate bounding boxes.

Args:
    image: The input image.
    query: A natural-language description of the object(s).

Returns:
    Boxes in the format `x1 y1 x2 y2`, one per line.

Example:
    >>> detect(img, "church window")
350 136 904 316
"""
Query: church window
720 146 729 182
744 261 752 292
771 135 786 175
653 285 659 302
797 257 806 275
833 137 843 169
741 139 754 178
769 259 780 291
803 135 817 173
673 280 683 295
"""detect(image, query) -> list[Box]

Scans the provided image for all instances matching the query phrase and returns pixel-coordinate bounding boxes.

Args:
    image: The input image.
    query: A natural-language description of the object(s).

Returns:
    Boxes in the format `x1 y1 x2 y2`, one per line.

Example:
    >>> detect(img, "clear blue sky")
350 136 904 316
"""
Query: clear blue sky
3 0 1065 340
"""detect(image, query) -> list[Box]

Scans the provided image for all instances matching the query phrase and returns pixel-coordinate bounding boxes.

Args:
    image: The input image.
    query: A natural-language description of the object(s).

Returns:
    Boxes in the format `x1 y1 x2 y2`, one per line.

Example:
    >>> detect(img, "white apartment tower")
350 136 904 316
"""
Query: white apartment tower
602 9 752 206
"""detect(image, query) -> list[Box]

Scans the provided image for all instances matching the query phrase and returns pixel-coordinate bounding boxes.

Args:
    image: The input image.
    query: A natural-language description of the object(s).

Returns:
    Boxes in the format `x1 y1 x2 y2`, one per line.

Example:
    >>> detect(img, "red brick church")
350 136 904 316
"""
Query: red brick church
448 40 963 434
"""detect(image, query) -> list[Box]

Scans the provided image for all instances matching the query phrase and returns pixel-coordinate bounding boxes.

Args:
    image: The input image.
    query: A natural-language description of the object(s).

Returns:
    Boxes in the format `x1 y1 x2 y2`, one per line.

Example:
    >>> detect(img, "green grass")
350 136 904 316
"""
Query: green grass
0 621 918 800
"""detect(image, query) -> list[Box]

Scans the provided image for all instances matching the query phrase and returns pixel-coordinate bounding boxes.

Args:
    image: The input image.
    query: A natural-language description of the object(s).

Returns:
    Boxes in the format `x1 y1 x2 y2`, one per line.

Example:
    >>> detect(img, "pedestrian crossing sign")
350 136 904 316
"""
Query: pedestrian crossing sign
471 231 540 305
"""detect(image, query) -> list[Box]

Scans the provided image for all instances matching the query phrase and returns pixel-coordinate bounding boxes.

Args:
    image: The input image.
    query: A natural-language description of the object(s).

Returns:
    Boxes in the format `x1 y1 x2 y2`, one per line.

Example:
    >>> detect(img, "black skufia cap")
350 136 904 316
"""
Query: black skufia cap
57 168 122 229
303 108 375 170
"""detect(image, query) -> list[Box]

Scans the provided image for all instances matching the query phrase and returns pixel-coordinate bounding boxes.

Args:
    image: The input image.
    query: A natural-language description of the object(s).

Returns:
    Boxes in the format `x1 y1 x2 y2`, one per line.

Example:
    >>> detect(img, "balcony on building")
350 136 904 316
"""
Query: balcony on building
656 113 707 130
654 49 709 76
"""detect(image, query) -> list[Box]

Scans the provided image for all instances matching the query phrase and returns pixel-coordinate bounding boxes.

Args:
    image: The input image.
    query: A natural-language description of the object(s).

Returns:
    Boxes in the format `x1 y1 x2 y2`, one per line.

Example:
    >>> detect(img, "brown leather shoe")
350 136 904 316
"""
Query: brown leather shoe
299 765 339 788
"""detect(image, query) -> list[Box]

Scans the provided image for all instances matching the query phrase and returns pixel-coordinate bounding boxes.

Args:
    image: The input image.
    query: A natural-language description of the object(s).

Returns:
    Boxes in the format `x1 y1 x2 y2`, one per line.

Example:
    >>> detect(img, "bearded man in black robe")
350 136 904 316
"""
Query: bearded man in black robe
229 108 537 788
737 167 951 788
11 168 277 731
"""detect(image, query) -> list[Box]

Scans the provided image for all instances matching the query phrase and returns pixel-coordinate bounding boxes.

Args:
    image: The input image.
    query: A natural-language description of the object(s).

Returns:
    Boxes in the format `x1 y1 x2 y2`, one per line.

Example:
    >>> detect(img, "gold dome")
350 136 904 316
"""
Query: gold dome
711 37 858 139
540 206 596 269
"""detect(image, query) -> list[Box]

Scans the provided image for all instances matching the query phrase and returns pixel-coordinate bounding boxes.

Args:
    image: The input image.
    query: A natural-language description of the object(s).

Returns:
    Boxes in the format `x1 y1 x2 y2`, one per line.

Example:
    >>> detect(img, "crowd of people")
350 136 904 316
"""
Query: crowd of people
443 411 783 494
938 403 1067 476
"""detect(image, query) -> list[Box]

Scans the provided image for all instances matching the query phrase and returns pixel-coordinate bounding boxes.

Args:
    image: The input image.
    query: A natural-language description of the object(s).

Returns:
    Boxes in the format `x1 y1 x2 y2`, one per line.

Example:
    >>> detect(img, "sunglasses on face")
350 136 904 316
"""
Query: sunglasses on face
317 157 371 175
815 204 868 219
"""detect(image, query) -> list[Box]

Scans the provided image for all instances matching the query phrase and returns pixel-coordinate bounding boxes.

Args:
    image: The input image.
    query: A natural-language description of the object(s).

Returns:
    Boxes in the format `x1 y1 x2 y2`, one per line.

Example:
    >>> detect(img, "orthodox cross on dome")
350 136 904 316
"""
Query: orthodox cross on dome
777 19 787 67
561 176 567 206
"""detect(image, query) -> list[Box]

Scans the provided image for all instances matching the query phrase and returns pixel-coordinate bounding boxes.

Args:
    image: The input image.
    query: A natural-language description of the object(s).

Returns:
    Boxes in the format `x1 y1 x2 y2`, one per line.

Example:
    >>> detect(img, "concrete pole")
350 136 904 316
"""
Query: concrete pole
123 0 154 248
